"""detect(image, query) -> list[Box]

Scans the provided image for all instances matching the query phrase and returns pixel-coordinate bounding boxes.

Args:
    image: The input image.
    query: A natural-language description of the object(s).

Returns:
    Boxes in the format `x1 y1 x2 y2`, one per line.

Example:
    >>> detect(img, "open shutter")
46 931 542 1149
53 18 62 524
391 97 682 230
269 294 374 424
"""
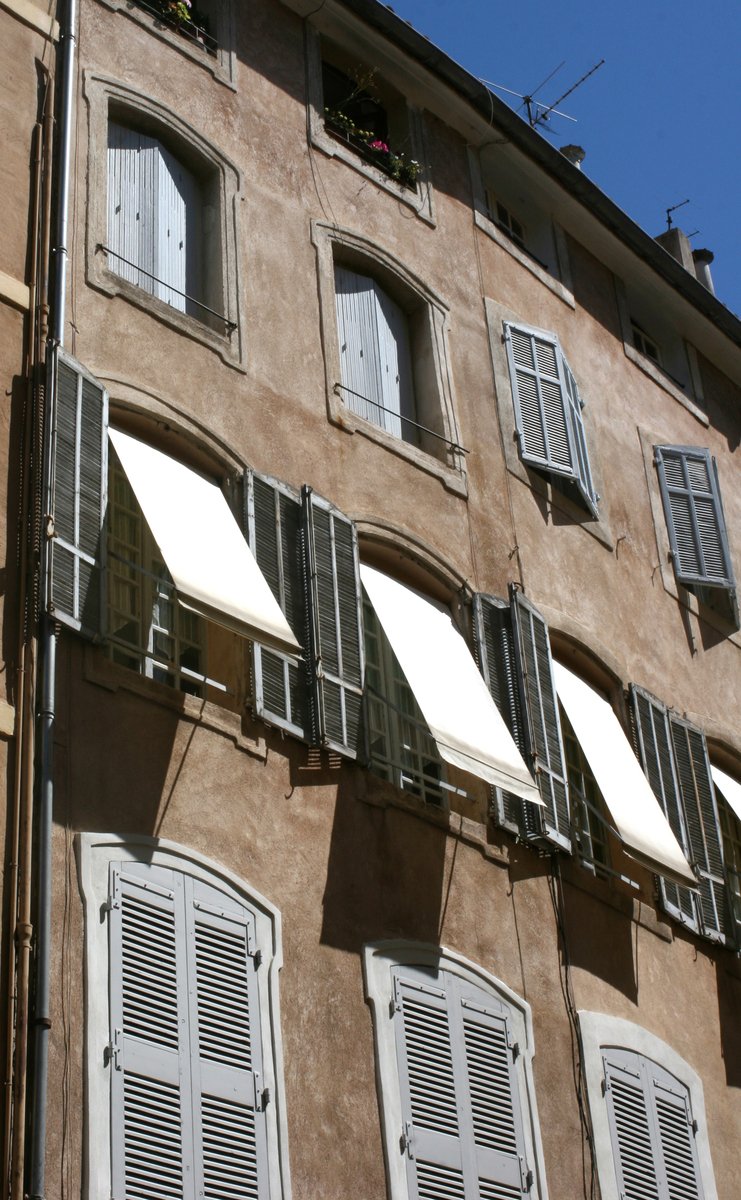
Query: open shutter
511 588 570 850
335 265 384 425
473 594 528 835
562 358 598 516
246 471 308 738
652 1063 705 1200
602 1049 661 1200
631 686 698 930
505 323 573 478
669 716 728 943
655 446 735 589
49 350 107 636
304 488 364 757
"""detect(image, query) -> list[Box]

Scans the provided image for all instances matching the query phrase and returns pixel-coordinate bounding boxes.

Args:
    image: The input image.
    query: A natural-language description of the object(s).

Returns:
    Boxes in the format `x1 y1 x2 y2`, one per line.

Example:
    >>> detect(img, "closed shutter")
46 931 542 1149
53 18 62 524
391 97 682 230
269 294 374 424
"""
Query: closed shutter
655 446 735 589
246 471 308 738
335 265 384 425
108 123 146 291
511 588 570 850
304 488 364 757
108 862 268 1200
504 323 598 514
156 141 200 313
393 965 529 1200
49 350 107 635
669 716 728 943
602 1049 704 1200
473 594 527 835
631 686 698 930
375 284 415 441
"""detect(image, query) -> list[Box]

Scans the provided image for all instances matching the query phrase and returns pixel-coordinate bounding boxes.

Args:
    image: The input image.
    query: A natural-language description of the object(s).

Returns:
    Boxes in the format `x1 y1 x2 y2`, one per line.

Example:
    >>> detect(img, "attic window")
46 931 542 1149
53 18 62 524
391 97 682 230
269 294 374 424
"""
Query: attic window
321 60 420 190
631 320 661 367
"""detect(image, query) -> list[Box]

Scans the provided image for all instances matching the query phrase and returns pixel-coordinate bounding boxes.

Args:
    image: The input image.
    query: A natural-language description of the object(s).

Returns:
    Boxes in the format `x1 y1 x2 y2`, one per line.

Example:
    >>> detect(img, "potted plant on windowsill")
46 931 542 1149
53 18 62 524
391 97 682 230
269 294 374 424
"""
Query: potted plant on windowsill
323 107 421 190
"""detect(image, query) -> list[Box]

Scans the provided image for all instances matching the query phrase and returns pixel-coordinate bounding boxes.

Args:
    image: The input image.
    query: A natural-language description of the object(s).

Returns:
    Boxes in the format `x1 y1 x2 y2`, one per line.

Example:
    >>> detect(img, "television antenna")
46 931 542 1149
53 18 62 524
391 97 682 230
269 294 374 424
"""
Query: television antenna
665 199 690 231
481 58 605 131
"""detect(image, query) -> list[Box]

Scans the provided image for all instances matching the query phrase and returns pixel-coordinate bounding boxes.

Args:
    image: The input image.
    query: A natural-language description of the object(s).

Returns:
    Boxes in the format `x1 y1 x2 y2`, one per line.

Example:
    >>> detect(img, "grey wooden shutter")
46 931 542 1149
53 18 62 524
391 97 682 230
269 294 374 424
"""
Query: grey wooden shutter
630 686 698 930
562 358 598 516
602 1049 704 1200
245 471 308 739
392 964 531 1200
155 141 200 313
374 283 415 441
49 350 107 636
511 587 570 850
109 862 269 1200
654 446 735 589
669 715 729 943
335 265 384 425
303 488 364 757
473 594 528 836
108 122 146 290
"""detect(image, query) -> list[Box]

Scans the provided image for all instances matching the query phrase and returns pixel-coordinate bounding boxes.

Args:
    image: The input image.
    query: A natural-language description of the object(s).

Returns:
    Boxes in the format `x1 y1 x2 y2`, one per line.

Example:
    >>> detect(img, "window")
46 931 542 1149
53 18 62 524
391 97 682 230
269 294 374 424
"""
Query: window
710 765 741 943
654 445 737 624
78 833 291 1200
504 322 599 517
487 195 527 252
615 279 703 408
631 320 661 367
364 943 548 1200
335 264 416 443
579 1012 718 1200
48 352 299 691
125 0 219 55
561 710 611 875
631 684 730 943
96 0 234 81
321 60 419 191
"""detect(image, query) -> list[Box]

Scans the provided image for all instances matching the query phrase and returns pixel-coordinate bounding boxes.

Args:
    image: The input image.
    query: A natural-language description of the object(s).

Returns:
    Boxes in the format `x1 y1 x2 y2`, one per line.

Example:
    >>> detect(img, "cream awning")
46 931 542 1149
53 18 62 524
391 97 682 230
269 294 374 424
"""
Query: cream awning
553 662 696 887
109 429 300 657
360 564 541 802
711 764 741 823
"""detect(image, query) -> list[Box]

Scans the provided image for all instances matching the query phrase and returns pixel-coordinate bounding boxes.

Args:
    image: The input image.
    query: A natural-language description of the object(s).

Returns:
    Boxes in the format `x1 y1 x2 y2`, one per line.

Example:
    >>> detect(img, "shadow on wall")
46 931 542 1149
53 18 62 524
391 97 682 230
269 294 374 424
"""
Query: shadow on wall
554 872 638 1006
319 772 449 954
716 962 741 1088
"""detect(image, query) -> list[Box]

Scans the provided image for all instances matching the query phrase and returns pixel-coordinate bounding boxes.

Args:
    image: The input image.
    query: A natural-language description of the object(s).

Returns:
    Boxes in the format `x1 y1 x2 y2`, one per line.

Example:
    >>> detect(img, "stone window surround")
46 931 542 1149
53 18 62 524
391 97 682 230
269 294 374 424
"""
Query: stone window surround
485 295 613 550
83 73 244 369
578 1010 718 1200
305 24 434 226
77 831 292 1200
94 0 236 88
313 220 467 497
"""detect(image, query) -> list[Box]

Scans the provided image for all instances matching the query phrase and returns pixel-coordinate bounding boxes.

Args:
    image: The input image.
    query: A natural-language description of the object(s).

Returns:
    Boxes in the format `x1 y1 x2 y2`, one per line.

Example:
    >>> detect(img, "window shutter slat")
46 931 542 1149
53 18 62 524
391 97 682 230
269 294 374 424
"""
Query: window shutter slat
669 716 729 943
630 686 698 929
50 350 107 636
511 588 570 850
655 446 735 589
246 471 308 739
473 595 527 835
304 489 364 757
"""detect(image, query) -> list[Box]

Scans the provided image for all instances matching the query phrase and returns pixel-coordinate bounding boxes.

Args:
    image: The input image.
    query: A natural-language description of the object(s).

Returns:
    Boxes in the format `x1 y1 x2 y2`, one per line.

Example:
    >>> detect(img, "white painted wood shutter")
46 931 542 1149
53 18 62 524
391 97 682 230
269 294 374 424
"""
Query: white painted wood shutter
504 323 598 516
334 265 415 440
654 445 735 589
49 349 108 636
602 1048 705 1200
393 965 531 1200
108 862 269 1200
474 589 570 850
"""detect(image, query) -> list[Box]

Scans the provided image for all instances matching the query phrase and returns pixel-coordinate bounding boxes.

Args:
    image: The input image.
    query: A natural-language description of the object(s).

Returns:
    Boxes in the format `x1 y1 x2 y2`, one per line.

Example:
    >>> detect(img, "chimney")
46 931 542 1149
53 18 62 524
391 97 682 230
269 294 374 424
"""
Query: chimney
692 248 715 294
654 227 696 273
560 144 586 170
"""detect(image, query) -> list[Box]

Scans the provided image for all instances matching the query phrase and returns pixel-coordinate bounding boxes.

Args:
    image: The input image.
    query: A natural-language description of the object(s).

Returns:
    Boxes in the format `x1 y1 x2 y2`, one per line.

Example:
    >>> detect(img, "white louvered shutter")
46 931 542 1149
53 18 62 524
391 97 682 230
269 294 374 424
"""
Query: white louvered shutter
304 488 364 757
108 863 269 1200
630 686 698 930
655 446 735 589
335 265 384 425
49 350 108 636
246 471 308 739
393 965 531 1200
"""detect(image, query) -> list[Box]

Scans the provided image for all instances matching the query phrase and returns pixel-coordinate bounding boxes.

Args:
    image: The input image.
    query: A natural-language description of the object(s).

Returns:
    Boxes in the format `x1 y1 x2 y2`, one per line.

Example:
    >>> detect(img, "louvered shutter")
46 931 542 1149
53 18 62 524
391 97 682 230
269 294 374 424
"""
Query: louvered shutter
669 716 728 943
49 350 107 635
245 471 308 738
511 588 570 850
562 359 599 516
652 1063 704 1200
654 446 735 589
109 862 269 1200
304 488 364 757
393 965 530 1200
335 265 384 425
473 594 528 835
630 686 698 929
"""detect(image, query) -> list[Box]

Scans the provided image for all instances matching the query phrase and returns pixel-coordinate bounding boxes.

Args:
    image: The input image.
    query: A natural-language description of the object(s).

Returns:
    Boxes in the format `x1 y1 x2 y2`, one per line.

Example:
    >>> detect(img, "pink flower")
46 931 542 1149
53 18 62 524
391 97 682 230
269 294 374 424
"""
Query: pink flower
369 139 389 152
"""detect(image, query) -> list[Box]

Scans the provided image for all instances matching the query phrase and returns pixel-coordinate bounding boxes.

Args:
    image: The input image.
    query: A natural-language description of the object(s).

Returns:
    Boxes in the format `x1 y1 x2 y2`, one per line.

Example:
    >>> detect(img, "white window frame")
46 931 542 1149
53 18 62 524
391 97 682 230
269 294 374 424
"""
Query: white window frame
363 941 549 1200
578 1011 718 1200
77 832 292 1200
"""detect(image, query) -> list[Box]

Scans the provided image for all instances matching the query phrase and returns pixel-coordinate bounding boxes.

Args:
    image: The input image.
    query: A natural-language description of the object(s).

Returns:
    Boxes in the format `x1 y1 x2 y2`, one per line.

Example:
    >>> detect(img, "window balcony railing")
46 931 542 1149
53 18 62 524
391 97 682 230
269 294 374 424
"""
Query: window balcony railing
126 0 218 56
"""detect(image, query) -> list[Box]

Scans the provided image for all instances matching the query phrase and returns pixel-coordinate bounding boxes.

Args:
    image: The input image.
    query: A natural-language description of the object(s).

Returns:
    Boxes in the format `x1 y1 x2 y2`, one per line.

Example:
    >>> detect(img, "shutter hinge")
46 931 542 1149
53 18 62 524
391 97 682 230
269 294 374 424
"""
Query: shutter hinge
602 1077 609 1095
392 978 403 1014
401 1122 414 1159
519 1158 533 1192
106 1028 122 1072
246 929 261 966
690 1117 698 1134
507 1032 520 1060
253 1071 270 1112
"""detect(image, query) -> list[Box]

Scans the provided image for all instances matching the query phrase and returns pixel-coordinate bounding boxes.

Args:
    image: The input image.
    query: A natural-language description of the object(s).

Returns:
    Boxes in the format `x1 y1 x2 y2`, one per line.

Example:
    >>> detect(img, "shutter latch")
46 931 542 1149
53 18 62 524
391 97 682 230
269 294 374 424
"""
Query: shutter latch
253 1071 270 1111
106 1028 122 1072
400 1122 414 1159
519 1158 533 1192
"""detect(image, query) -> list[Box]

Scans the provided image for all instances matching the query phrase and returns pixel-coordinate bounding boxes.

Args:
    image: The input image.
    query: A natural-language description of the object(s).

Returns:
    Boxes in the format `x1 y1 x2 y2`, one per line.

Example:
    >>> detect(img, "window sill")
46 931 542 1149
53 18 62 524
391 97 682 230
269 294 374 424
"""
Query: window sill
95 0 236 87
474 208 575 308
624 342 708 426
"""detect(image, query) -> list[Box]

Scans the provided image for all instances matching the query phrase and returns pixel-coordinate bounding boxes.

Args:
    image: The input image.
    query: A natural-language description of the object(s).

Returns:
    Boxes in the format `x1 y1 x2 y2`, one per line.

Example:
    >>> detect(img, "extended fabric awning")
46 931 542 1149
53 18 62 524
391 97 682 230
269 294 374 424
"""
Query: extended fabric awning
711 765 741 823
552 662 696 888
359 564 541 802
109 429 300 657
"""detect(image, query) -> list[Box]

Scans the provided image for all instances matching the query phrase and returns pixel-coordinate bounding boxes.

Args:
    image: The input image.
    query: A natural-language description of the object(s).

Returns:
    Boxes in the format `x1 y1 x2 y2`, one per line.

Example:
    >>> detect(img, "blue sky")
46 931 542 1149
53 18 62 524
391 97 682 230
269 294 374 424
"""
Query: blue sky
388 0 740 317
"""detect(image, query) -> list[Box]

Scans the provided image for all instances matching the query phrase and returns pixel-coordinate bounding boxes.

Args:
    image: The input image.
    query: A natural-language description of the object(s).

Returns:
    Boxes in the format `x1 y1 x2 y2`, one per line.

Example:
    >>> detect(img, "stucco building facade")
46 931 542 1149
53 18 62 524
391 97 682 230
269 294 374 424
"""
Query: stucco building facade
0 0 739 1197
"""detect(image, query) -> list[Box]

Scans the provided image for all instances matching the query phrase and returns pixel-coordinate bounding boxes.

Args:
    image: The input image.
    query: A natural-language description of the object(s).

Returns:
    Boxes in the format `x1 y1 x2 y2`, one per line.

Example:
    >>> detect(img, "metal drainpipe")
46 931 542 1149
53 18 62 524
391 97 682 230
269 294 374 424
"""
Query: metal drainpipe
27 0 77 1192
